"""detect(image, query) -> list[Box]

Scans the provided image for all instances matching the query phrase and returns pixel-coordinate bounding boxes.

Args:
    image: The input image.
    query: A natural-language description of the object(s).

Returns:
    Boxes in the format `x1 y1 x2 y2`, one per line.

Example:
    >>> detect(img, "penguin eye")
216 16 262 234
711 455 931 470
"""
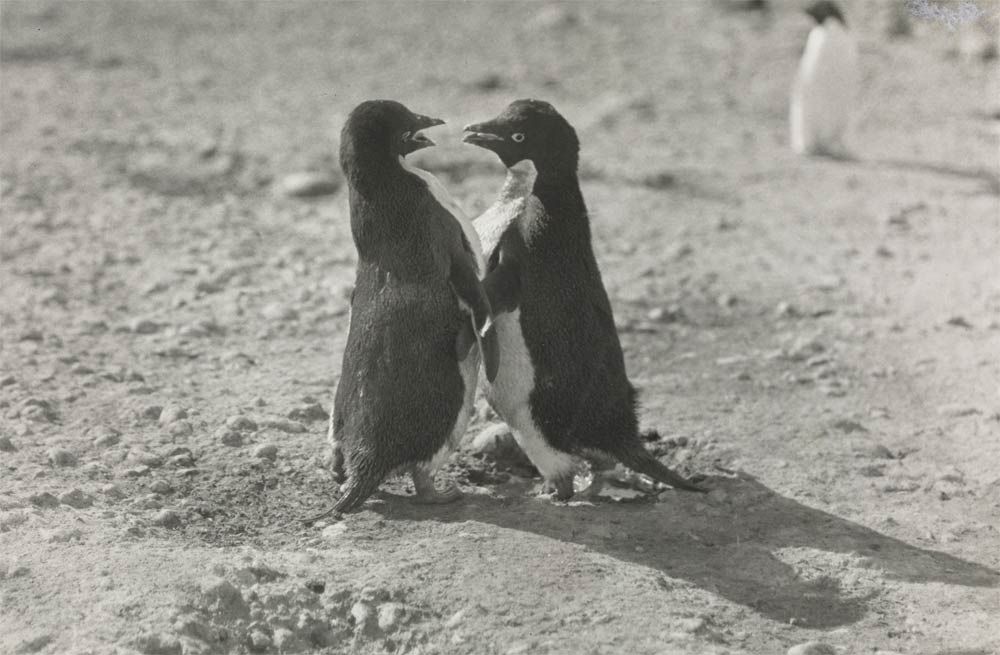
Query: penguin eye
511 133 525 143
401 131 411 142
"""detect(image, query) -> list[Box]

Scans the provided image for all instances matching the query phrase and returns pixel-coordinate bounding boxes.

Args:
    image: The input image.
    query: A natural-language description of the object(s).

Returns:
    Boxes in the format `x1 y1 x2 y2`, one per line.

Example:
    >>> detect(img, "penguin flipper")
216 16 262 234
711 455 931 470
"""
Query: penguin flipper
483 256 521 314
449 255 500 382
479 323 500 383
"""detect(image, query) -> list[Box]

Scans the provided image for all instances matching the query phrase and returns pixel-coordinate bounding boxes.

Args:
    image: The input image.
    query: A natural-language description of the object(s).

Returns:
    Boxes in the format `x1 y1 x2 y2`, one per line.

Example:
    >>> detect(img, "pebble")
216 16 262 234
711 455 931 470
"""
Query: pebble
29 491 60 508
150 479 173 494
257 416 306 433
133 632 182 655
351 601 378 636
322 523 348 540
151 509 182 527
91 426 121 447
225 415 257 431
46 527 83 542
216 428 243 447
142 405 163 421
676 617 705 633
377 602 406 632
287 402 328 422
445 608 467 628
647 304 684 323
248 630 272 652
936 403 980 417
166 450 195 468
101 483 126 499
199 576 249 617
277 171 341 198
15 632 52 653
129 318 164 335
0 375 16 387
787 642 836 655
261 303 299 322
131 451 164 468
784 335 824 361
169 420 194 437
124 465 151 477
272 628 297 651
159 404 188 425
831 419 867 433
59 489 94 508
253 444 278 461
48 448 77 467
0 436 17 452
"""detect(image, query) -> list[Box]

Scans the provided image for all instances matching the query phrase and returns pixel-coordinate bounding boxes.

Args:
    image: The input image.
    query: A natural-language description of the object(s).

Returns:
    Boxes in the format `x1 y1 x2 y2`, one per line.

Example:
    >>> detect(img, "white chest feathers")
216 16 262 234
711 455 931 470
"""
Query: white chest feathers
790 20 859 156
399 155 485 271
474 160 544 257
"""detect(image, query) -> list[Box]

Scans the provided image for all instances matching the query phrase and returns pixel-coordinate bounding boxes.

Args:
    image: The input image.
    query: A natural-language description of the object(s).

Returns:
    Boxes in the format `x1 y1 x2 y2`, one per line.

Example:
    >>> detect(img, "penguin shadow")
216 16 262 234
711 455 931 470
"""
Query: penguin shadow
369 473 999 629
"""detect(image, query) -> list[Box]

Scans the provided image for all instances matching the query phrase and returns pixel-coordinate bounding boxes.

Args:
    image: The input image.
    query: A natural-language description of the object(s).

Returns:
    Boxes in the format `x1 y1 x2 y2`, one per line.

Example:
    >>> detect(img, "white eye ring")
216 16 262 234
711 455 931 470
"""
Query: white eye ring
511 133 525 143
401 131 411 141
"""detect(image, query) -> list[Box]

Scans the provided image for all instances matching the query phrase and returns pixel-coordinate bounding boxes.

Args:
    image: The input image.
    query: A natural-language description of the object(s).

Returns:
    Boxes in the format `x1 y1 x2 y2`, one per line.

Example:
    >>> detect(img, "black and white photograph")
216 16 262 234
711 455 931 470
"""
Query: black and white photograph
1 1 998 653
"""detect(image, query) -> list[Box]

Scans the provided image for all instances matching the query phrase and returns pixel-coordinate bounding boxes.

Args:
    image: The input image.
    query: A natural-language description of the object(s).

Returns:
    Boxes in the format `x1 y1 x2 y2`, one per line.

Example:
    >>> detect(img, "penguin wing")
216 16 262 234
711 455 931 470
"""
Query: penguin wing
483 230 523 314
449 253 500 382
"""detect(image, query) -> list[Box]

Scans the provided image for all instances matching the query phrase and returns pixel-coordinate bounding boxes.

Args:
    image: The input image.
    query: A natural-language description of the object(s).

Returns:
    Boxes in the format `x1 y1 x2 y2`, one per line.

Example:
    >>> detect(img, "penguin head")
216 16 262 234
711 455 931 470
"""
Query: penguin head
804 0 846 26
463 99 579 173
340 100 445 169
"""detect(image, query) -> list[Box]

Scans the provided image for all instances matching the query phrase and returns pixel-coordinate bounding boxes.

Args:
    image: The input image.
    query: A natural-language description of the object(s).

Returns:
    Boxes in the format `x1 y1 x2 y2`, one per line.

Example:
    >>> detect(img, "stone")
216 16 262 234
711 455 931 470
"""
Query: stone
168 419 194 437
247 630 272 652
150 479 172 494
133 632 182 655
253 444 278 461
216 428 243 446
91 426 121 447
59 489 94 508
377 602 406 632
287 402 327 422
257 416 306 433
159 404 188 425
787 642 836 655
48 448 77 467
351 601 378 636
15 632 52 653
225 415 257 431
936 403 980 418
199 576 249 618
151 509 182 527
0 436 15 452
130 318 164 335
29 492 60 508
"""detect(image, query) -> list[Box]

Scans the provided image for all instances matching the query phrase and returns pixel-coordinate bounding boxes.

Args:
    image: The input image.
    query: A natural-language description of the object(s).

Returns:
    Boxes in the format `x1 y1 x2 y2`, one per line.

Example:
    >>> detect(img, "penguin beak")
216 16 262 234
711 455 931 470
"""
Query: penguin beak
462 120 505 149
404 115 445 153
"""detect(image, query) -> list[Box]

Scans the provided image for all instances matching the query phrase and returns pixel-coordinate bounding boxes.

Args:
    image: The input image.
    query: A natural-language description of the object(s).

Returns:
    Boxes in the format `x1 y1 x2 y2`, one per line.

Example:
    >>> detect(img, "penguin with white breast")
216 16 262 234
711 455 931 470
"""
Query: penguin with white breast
315 100 500 517
790 0 859 158
463 99 703 500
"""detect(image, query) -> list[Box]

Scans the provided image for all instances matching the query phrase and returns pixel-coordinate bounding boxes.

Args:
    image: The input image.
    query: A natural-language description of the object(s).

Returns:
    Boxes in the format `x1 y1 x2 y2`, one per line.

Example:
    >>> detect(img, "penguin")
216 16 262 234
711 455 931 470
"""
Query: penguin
463 99 703 500
315 100 499 517
790 0 859 158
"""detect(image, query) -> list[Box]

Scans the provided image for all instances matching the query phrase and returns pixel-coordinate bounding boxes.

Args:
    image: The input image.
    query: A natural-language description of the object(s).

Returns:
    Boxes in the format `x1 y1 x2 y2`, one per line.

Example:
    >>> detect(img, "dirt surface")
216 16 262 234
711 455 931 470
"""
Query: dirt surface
2 1 999 654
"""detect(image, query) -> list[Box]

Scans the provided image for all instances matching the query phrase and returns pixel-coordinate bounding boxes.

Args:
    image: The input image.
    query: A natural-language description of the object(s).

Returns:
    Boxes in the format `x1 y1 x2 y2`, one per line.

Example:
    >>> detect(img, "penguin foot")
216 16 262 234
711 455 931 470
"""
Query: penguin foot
539 474 575 502
412 469 463 505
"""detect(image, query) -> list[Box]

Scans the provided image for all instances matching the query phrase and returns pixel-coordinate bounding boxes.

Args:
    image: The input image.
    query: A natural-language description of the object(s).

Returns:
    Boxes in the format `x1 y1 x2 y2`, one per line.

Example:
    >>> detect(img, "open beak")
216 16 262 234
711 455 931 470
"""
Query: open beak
407 114 446 151
462 121 505 147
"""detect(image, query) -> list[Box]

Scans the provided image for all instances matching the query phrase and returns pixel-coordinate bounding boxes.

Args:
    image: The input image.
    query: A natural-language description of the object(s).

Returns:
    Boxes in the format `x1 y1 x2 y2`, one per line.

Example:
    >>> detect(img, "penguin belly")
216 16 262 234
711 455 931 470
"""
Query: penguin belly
484 310 577 484
791 22 858 155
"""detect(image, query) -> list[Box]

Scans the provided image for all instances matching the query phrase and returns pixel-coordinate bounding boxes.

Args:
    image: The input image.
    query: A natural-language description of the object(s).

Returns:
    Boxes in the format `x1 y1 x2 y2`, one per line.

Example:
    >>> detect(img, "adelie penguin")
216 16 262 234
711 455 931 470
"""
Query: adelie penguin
790 0 859 158
463 99 703 500
312 100 500 518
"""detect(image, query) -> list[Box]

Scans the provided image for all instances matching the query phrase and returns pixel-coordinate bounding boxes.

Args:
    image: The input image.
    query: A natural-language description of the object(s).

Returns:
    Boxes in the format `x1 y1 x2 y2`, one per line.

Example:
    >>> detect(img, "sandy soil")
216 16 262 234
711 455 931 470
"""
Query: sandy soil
2 1 999 654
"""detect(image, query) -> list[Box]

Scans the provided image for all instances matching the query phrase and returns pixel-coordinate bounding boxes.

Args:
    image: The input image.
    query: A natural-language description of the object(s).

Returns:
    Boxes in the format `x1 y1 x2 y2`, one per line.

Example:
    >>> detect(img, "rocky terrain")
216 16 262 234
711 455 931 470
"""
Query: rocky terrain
1 1 999 654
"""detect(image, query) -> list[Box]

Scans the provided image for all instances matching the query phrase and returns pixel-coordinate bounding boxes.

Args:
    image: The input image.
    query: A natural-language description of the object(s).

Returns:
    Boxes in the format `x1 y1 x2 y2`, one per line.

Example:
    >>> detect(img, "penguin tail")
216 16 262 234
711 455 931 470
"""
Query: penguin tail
612 441 705 493
331 472 385 513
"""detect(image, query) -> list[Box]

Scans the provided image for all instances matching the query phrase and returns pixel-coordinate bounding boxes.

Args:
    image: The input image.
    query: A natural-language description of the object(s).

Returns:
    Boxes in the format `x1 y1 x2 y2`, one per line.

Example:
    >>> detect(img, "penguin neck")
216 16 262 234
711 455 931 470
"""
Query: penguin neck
531 164 585 221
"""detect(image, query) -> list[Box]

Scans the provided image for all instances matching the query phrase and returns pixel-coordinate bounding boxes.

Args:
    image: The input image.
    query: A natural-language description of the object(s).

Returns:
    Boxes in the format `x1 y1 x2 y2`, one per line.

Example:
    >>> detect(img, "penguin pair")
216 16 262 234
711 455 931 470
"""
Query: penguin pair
315 100 499 517
791 1 859 157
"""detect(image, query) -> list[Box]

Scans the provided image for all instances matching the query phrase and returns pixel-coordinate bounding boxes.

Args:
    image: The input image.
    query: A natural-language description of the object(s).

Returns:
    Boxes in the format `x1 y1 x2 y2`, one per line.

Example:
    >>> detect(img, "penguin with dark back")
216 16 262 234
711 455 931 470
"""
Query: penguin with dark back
312 100 500 518
464 99 704 500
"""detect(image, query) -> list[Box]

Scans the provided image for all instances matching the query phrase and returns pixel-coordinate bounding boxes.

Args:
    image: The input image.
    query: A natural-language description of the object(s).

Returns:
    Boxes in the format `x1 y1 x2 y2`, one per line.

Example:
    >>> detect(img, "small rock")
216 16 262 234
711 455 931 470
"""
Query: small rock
647 304 685 323
937 403 980 418
530 4 579 31
123 465 151 477
787 642 836 655
322 523 348 540
199 576 249 617
29 491 60 508
225 415 257 431
470 72 506 91
151 509 181 527
272 628 298 650
261 303 299 322
277 171 341 198
59 489 94 508
505 644 533 655
946 315 973 329
159 404 188 425
130 318 164 335
217 428 243 446
377 602 406 632
351 601 377 636
257 416 306 433
45 527 83 542
91 426 121 447
150 479 172 494
169 419 194 437
445 608 467 628
831 419 867 433
860 444 894 459
0 375 16 387
142 405 163 421
134 631 182 655
253 444 278 461
15 632 52 653
101 483 126 499
248 630 272 652
775 301 799 318
784 335 824 361
670 242 694 261
676 617 705 633
0 436 17 452
130 451 164 468
287 403 327 422
48 448 77 467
